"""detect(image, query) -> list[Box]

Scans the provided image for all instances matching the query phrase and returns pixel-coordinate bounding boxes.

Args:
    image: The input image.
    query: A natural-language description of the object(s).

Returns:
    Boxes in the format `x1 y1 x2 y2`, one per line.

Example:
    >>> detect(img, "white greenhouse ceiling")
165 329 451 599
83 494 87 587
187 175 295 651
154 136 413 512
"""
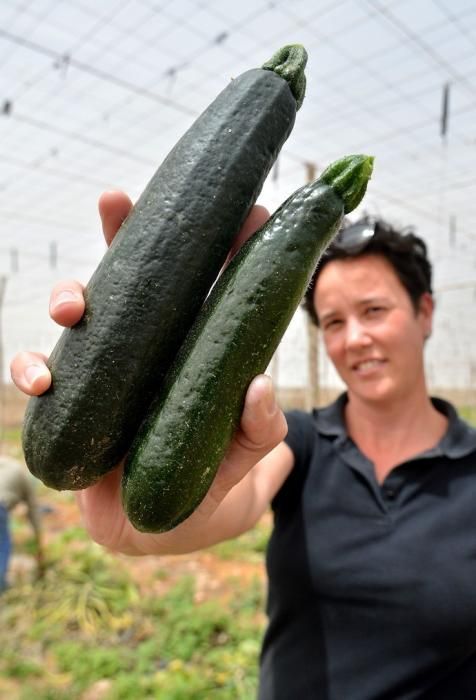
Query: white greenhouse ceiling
1 0 476 388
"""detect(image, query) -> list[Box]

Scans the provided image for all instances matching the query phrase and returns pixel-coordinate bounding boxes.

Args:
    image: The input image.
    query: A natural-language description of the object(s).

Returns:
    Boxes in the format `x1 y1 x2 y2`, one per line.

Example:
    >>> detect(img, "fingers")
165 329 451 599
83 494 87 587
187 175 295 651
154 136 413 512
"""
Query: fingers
239 374 287 448
226 205 270 263
10 351 51 396
49 191 133 326
12 279 85 397
49 280 85 326
12 279 85 393
75 465 130 551
213 374 287 495
98 190 134 247
99 193 264 253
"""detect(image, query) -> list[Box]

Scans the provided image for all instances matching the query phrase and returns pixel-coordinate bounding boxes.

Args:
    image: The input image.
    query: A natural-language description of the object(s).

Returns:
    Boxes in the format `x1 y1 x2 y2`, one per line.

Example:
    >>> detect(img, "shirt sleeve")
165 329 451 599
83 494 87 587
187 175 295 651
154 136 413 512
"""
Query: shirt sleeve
284 410 315 465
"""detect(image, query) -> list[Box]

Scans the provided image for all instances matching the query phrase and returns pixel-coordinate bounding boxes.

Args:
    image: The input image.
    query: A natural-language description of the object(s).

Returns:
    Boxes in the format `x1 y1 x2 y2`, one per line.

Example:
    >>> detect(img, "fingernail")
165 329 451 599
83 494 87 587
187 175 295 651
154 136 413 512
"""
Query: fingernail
51 290 78 310
261 376 277 416
25 364 47 386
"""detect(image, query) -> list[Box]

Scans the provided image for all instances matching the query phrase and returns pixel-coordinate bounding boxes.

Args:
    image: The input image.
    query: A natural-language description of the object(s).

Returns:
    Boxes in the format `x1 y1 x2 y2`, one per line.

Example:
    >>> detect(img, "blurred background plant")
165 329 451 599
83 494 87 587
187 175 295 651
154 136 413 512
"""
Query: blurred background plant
1 468 271 700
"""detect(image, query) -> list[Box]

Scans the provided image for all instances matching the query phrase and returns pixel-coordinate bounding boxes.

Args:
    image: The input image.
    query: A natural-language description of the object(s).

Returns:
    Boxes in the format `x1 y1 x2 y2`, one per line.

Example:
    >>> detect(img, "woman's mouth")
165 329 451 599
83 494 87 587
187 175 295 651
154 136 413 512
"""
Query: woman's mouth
352 358 385 374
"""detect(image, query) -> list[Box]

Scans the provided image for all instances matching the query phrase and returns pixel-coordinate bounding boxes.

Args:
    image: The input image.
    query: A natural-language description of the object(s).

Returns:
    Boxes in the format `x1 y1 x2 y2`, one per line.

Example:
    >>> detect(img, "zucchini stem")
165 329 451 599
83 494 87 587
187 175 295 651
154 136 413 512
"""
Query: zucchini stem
262 44 307 110
320 155 375 214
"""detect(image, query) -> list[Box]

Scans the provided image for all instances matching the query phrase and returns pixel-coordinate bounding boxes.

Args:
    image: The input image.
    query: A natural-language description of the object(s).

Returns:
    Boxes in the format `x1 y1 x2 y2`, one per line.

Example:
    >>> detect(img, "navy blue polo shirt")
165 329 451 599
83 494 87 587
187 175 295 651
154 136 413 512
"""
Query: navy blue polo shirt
259 394 476 700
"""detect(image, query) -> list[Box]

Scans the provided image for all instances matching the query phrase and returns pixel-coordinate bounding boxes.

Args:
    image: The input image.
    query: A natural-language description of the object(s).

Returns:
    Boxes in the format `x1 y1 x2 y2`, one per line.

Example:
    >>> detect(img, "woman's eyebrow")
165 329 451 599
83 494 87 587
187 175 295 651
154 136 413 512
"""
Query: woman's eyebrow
356 295 388 306
318 296 390 323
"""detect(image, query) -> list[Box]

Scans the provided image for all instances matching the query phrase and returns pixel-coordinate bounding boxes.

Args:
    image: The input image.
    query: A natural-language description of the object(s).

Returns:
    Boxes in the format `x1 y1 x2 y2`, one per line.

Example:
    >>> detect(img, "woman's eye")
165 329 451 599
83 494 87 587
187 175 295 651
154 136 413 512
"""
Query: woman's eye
366 306 384 316
324 318 342 330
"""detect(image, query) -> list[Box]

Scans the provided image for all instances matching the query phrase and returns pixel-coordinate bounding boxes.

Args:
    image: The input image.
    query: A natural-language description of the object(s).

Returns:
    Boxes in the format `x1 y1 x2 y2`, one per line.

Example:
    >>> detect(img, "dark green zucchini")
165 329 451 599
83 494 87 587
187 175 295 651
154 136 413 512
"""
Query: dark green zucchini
122 154 374 532
21 45 307 490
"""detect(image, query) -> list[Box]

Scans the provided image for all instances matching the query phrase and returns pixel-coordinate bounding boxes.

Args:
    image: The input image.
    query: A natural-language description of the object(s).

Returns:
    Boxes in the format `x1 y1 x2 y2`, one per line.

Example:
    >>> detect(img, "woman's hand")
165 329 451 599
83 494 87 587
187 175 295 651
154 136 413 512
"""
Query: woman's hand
10 191 133 396
10 192 288 556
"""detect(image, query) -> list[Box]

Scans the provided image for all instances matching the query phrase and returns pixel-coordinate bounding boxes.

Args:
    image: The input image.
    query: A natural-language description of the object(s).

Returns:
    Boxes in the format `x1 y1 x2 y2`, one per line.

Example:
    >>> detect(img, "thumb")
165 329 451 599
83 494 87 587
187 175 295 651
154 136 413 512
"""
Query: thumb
211 374 287 497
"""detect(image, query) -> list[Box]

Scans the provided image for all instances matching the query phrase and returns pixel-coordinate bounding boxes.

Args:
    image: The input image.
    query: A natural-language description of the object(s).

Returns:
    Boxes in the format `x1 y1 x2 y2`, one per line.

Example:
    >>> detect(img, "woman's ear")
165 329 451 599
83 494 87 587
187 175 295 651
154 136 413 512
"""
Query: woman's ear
418 291 434 340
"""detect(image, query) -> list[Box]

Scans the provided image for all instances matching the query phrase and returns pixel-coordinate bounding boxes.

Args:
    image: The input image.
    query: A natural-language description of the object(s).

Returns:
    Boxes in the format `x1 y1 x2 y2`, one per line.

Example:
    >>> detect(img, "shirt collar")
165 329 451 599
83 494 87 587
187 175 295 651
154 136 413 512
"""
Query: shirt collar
313 393 476 459
313 393 348 439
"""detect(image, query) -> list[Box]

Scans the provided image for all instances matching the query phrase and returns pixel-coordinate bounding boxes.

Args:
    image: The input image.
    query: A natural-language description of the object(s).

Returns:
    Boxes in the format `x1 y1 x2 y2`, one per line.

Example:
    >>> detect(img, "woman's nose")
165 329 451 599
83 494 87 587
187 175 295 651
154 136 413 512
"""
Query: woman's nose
345 317 371 348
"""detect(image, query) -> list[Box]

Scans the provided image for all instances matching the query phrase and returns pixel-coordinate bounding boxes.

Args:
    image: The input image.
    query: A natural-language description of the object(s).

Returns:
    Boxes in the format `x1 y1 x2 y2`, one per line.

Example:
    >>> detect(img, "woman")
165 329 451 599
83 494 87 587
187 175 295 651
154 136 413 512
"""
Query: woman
11 194 476 698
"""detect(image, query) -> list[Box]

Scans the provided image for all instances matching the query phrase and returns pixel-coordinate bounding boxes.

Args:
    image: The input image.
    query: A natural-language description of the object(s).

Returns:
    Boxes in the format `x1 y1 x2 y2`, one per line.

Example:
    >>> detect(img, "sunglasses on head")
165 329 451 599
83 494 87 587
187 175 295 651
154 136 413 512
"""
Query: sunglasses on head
328 219 427 261
327 220 377 254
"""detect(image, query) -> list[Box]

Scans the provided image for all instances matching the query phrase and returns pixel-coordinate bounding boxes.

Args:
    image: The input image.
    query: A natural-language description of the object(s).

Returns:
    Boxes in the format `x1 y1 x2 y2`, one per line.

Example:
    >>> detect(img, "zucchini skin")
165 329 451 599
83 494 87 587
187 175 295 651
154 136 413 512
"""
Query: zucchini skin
122 155 374 533
22 50 306 490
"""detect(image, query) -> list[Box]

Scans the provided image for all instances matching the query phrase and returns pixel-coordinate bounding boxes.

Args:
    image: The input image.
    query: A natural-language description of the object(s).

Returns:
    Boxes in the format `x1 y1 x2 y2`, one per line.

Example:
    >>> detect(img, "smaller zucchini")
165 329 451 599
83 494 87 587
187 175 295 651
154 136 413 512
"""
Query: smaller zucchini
122 154 374 533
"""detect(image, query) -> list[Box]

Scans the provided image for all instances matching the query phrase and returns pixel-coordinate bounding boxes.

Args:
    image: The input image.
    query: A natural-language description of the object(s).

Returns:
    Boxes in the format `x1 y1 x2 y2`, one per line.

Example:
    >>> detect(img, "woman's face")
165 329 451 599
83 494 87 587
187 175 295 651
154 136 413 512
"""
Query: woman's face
314 254 433 407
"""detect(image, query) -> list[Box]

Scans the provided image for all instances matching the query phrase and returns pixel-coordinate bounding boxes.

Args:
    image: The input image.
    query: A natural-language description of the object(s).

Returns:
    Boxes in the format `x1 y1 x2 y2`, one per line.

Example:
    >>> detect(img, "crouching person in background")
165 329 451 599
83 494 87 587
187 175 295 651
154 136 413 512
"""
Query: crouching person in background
0 455 44 592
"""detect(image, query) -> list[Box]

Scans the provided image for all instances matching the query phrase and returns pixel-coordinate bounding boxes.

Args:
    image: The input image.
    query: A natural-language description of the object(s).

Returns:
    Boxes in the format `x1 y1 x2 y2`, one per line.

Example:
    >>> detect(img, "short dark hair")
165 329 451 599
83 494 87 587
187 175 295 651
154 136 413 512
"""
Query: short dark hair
303 216 433 327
